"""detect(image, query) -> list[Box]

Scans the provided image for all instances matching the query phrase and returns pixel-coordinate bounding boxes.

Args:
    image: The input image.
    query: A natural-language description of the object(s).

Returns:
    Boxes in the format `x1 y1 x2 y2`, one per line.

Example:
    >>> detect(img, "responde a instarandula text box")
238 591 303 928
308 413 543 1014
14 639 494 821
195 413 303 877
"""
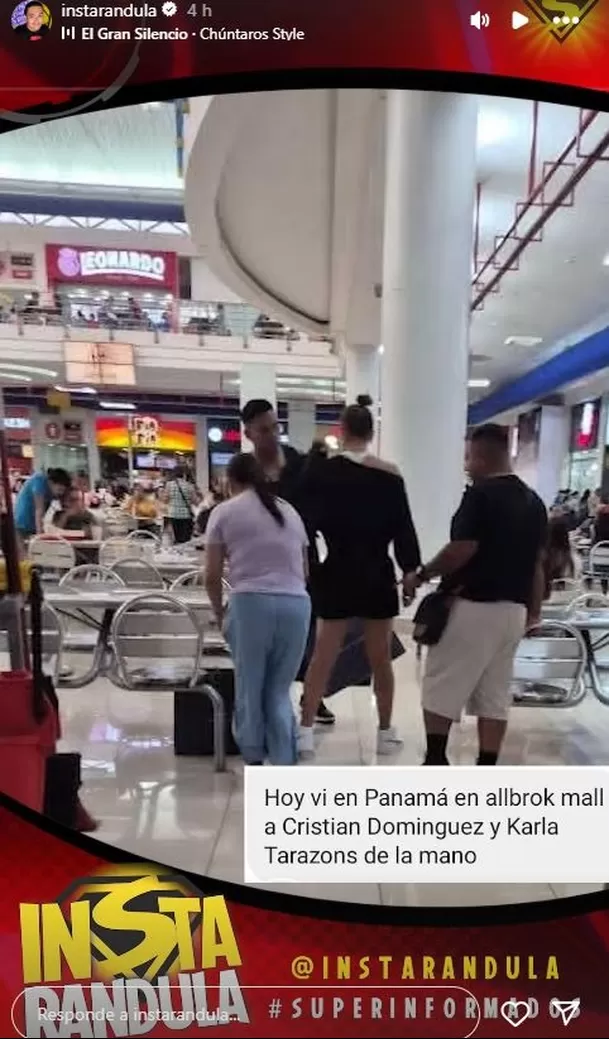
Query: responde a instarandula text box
244 766 609 885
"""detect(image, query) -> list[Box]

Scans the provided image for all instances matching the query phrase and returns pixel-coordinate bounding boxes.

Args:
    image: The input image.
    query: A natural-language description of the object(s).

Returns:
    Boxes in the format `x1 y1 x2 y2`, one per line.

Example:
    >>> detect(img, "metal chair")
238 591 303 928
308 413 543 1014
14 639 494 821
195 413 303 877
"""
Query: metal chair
28 535 76 574
511 620 587 707
110 557 165 589
170 569 206 589
541 579 582 621
59 564 126 588
57 565 125 654
110 592 226 770
100 537 155 568
585 541 609 594
127 529 161 547
567 592 609 614
22 601 64 681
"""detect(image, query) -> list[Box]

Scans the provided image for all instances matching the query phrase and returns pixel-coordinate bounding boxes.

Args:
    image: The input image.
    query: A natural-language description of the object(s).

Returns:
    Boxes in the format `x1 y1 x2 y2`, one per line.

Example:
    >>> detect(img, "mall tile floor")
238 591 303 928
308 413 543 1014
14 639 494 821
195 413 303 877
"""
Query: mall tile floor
51 648 607 908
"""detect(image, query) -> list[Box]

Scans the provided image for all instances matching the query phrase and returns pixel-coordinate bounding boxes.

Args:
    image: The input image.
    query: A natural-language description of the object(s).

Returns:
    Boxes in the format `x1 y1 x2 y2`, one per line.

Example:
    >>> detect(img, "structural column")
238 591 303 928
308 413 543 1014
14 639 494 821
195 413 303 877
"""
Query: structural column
240 363 276 450
380 92 478 559
288 400 317 452
535 406 570 506
83 412 100 486
195 415 209 493
345 345 380 406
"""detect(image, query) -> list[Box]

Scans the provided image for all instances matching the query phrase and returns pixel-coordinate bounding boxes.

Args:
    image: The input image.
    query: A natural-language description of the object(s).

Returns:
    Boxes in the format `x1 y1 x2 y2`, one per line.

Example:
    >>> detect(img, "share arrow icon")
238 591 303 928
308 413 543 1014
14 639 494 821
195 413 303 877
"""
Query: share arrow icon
550 998 581 1027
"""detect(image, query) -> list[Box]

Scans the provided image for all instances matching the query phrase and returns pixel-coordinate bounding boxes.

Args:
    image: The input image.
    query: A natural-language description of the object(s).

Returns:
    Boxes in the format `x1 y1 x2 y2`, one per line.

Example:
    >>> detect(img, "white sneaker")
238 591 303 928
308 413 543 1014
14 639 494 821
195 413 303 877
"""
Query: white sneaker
298 726 315 760
377 726 404 755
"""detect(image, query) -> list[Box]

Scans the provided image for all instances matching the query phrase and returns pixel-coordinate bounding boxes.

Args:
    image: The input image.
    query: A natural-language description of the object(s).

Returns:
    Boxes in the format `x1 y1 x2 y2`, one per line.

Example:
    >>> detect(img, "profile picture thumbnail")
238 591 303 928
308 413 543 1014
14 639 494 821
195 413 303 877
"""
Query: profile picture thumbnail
12 1 52 41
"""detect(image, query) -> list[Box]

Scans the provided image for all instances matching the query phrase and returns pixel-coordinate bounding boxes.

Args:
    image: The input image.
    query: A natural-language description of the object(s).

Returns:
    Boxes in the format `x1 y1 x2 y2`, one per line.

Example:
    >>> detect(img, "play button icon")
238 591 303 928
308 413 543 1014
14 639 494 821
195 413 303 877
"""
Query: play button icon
512 10 530 29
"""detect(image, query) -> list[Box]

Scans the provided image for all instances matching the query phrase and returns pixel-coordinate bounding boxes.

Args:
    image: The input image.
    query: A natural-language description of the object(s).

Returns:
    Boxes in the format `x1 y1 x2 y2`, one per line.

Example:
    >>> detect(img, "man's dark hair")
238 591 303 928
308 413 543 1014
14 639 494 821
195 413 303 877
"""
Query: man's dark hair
342 394 374 441
470 423 509 452
24 2 44 11
240 398 274 423
46 468 71 489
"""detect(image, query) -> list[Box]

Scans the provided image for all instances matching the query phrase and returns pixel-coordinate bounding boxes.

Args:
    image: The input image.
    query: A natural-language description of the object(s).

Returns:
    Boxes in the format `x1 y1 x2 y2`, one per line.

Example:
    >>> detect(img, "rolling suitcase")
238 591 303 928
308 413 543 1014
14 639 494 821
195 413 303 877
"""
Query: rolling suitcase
174 667 239 756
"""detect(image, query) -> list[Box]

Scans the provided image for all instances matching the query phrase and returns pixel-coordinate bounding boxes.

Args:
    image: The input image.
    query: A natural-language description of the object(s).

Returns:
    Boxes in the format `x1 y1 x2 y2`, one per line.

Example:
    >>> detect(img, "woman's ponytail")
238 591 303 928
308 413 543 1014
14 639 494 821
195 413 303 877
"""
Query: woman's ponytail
226 453 285 526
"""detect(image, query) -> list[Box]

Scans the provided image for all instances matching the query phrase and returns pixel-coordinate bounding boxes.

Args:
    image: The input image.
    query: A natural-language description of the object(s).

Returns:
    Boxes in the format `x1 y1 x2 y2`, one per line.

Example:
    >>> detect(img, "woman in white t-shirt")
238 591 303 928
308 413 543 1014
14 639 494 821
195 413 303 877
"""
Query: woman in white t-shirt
205 453 311 765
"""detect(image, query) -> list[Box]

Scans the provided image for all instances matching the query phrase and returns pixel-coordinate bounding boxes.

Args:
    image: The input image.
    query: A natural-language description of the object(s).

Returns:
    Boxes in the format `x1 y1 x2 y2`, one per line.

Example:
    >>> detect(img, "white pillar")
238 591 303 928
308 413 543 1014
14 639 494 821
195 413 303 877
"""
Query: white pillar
83 412 100 486
380 92 478 559
345 345 380 406
536 406 570 506
288 400 317 452
195 415 209 493
240 363 276 450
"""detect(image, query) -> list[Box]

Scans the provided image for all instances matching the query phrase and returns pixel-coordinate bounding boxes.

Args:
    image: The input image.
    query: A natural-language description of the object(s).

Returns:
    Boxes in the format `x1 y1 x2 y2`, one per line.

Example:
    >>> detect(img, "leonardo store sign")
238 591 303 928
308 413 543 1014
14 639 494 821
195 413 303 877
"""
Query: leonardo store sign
45 244 178 293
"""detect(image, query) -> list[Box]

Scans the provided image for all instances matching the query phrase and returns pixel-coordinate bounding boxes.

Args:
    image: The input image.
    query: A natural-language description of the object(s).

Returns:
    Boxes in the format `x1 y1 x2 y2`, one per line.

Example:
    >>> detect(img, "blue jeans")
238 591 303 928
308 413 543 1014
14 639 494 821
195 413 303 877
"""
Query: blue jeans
225 592 311 765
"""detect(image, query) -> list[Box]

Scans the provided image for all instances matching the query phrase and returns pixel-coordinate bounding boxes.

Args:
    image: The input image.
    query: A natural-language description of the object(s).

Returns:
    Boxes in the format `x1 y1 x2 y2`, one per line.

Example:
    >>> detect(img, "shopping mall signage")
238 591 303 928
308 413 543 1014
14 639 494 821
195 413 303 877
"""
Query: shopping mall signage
44 420 83 445
96 415 196 452
45 245 178 293
0 251 36 285
571 398 601 452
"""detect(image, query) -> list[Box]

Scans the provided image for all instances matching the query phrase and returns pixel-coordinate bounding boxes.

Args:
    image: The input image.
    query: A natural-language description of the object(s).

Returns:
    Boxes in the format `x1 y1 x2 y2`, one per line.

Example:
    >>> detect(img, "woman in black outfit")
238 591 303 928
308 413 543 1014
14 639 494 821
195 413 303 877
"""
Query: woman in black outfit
299 395 421 758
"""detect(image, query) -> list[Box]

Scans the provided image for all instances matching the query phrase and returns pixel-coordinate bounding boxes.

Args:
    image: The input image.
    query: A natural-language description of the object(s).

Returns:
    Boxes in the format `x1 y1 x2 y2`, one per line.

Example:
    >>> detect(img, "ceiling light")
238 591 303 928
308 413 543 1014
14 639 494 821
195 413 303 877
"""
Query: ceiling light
55 384 97 395
0 371 32 382
100 401 136 410
468 378 491 389
504 336 543 348
477 107 514 149
0 363 58 377
378 344 385 355
208 426 223 443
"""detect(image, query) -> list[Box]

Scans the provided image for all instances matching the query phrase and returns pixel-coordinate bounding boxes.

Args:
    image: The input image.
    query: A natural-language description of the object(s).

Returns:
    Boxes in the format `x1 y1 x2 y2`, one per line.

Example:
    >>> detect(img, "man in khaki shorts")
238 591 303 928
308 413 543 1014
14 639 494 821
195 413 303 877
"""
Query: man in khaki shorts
405 424 547 766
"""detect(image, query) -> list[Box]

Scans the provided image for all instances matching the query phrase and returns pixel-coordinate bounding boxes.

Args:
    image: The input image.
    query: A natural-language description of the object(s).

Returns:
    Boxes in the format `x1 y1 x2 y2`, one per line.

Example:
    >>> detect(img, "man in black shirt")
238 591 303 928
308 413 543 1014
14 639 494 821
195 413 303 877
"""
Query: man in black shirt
240 398 335 725
14 2 50 39
405 423 547 766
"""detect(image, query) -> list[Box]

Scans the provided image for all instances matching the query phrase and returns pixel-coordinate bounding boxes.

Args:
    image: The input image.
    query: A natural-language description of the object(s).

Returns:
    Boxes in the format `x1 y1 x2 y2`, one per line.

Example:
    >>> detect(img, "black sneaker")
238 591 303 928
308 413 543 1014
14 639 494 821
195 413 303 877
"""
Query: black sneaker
315 700 336 726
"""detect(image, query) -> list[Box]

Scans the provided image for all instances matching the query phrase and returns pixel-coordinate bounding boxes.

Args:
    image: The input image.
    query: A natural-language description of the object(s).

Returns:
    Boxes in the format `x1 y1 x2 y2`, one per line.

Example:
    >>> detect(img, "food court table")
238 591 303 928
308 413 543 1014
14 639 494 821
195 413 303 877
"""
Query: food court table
46 587 223 688
49 542 203 575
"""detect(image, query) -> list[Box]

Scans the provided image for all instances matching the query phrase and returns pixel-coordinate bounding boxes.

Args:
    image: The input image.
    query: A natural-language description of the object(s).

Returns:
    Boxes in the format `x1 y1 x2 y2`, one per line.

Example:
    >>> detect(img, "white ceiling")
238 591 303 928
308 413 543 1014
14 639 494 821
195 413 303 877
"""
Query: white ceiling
185 90 609 402
0 103 181 192
2 93 609 404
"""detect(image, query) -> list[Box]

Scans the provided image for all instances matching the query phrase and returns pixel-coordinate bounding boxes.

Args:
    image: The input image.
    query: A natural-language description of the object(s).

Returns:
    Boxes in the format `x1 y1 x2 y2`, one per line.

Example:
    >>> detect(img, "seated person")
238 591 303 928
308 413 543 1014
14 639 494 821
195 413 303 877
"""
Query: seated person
543 515 575 599
594 499 609 544
51 489 97 538
588 497 609 594
123 485 159 532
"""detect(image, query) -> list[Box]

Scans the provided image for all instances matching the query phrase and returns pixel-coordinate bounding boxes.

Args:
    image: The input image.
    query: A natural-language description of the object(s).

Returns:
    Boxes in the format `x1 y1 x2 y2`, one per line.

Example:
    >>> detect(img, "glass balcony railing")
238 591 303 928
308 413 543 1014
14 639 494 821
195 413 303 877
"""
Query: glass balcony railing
0 294 333 346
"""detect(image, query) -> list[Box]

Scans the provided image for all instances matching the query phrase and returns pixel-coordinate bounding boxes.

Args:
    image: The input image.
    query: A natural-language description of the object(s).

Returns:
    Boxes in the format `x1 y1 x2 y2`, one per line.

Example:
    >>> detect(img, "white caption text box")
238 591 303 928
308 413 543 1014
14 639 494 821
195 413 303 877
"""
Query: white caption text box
244 766 609 885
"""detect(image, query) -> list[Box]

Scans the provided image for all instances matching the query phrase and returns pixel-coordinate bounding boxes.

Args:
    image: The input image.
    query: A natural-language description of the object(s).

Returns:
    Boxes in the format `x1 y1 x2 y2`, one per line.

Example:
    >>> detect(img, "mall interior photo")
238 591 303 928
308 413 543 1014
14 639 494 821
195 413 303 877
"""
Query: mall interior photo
2 91 609 907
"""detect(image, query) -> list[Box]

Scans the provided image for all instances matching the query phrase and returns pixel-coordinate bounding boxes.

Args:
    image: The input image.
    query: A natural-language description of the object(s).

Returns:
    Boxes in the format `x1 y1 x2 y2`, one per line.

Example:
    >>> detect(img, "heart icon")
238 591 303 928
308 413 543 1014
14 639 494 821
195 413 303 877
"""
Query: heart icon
500 1000 532 1028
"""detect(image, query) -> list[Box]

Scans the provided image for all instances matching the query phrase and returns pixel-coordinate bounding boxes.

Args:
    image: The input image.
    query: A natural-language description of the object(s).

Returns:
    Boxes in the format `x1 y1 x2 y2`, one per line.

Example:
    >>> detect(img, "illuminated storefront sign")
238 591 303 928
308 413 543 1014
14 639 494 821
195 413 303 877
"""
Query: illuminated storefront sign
96 415 196 452
571 399 601 452
46 245 178 293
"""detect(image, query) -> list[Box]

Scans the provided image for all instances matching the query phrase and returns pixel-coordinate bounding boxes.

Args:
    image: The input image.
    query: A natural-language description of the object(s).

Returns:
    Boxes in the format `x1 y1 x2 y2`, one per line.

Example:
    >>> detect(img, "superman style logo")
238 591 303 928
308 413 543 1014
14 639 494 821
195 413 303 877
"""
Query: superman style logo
523 0 599 42
57 868 203 983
